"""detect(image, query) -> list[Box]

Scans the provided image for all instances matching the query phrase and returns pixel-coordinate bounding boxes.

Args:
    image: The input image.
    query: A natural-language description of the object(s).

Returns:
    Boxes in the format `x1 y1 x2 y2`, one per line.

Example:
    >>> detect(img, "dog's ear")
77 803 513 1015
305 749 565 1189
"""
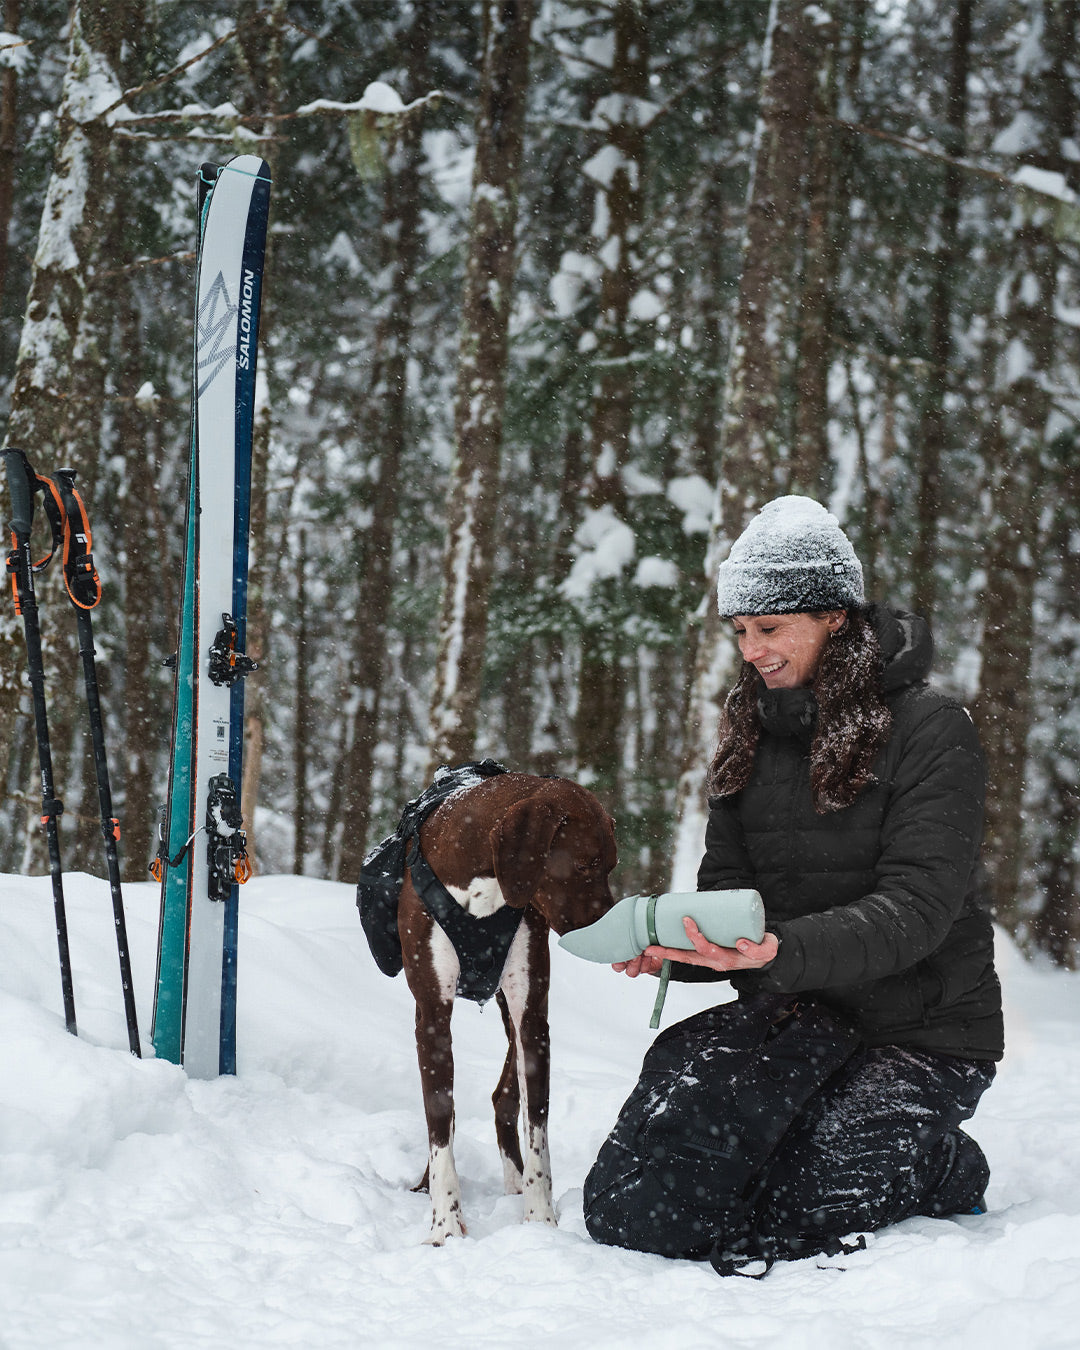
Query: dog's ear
490 796 564 909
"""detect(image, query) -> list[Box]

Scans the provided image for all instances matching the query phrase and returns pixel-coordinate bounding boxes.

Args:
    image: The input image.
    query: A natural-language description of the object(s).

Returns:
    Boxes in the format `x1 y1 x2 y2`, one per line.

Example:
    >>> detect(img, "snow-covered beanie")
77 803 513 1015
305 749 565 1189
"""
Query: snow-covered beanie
715 495 864 618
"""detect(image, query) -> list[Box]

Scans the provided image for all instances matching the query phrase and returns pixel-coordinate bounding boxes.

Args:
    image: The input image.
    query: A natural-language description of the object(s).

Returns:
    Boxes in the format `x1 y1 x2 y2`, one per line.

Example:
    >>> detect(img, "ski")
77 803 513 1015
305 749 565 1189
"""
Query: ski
152 154 271 1077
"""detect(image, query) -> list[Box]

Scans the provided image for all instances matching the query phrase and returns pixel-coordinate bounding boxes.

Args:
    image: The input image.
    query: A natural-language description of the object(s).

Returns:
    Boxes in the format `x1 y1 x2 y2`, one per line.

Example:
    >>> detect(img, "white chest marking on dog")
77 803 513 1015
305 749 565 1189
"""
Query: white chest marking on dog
447 875 506 918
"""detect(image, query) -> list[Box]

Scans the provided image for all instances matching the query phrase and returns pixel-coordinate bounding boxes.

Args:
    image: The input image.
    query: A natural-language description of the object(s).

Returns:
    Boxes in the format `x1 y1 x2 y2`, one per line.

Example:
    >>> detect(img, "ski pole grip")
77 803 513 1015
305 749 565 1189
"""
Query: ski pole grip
2 448 35 537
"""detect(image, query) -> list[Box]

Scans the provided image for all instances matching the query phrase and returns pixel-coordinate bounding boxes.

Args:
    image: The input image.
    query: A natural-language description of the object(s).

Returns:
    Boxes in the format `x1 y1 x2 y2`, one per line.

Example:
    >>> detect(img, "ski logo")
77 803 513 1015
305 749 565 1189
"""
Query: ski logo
238 269 257 372
197 271 238 395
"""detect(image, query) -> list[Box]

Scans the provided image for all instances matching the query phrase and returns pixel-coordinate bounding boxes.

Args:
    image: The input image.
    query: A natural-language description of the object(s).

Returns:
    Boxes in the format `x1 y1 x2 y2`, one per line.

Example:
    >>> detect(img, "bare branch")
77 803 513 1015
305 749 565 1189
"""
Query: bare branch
101 13 270 118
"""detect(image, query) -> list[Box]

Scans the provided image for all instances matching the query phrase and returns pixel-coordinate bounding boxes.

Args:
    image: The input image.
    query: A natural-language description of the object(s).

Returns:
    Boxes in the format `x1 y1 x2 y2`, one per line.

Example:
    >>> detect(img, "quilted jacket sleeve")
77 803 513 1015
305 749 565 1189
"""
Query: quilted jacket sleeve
745 701 985 994
664 794 759 984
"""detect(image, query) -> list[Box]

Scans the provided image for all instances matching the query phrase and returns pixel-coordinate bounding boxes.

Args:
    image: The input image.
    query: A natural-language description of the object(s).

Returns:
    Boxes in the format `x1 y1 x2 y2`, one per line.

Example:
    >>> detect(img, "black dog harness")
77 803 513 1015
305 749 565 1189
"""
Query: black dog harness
356 760 524 1003
406 834 524 1004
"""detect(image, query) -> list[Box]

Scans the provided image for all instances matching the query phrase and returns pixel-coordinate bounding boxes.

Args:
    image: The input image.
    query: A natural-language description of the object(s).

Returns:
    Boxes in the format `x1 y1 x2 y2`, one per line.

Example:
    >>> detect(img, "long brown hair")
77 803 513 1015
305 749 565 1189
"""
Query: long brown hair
707 608 892 813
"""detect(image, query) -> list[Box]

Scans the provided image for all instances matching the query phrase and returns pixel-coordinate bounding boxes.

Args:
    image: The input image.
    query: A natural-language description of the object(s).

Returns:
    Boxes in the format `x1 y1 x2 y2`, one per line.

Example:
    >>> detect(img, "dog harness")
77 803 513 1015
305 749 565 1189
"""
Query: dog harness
356 760 524 1001
406 834 524 1004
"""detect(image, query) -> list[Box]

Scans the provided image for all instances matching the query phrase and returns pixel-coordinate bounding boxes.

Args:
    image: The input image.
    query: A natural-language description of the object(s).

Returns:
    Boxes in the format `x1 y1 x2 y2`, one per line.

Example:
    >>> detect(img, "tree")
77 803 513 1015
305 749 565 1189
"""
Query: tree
671 0 833 886
973 0 1076 928
426 0 535 771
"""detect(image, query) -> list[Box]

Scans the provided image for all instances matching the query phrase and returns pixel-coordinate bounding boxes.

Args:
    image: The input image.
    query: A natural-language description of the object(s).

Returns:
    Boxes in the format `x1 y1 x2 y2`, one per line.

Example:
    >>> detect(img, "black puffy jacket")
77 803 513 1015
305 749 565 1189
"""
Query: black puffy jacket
689 606 1004 1061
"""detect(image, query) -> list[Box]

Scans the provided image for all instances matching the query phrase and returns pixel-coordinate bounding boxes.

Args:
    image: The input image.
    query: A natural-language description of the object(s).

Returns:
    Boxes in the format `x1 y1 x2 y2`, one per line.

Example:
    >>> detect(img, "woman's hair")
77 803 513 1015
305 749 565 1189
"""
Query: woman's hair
707 608 892 813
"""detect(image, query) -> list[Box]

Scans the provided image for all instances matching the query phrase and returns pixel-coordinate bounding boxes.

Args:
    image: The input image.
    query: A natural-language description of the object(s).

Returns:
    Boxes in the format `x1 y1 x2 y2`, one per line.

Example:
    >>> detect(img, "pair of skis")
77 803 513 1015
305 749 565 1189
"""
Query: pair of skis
2 449 141 1056
150 154 272 1078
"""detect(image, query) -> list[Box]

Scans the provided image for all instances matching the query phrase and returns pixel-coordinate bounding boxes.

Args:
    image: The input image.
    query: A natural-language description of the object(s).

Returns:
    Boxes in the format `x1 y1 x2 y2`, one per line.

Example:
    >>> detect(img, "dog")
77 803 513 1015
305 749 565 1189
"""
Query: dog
396 771 617 1244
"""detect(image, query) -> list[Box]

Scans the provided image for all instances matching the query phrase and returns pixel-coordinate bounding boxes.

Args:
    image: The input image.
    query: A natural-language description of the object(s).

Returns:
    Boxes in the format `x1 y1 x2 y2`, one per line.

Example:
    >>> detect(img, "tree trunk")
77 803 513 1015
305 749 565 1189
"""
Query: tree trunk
0 0 21 310
789 8 838 497
236 0 285 874
910 0 973 620
973 0 1075 927
426 0 534 772
331 2 433 882
671 0 826 887
573 0 650 813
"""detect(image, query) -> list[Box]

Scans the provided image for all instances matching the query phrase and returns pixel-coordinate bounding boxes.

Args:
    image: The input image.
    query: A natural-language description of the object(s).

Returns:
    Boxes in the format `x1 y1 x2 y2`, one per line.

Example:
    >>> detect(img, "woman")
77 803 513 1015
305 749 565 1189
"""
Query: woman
583 495 1002 1274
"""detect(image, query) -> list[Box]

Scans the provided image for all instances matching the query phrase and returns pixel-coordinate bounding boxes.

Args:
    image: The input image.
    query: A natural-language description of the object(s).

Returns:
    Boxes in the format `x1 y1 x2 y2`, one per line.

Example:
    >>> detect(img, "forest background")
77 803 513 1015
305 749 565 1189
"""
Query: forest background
0 0 1077 968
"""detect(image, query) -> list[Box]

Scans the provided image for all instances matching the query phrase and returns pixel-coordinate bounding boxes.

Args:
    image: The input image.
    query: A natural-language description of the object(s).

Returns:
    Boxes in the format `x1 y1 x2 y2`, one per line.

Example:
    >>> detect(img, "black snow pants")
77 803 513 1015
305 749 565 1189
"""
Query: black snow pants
583 993 995 1275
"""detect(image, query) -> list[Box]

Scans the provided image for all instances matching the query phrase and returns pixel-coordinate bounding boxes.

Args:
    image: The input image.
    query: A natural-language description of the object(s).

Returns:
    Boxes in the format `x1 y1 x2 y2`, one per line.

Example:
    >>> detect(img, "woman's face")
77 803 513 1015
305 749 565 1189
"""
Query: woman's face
731 611 846 689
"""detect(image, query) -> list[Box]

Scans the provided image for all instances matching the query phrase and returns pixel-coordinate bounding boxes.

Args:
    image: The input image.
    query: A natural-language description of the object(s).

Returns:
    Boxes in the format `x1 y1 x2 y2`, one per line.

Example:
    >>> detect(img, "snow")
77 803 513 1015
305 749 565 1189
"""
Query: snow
2 874 1080 1346
628 287 664 323
0 31 30 73
560 505 636 600
992 111 1042 157
667 475 715 536
296 82 438 118
633 556 680 588
582 144 635 191
1013 164 1077 203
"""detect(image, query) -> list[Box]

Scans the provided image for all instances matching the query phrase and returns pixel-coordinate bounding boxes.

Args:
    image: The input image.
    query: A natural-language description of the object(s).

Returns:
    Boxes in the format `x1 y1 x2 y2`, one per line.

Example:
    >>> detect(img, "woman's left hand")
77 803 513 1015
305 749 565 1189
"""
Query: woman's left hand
643 916 779 973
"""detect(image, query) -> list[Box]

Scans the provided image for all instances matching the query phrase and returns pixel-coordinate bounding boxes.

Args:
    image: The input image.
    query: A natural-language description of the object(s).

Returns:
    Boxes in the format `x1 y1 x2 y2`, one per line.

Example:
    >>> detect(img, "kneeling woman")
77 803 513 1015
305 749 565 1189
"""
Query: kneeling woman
584 496 1002 1274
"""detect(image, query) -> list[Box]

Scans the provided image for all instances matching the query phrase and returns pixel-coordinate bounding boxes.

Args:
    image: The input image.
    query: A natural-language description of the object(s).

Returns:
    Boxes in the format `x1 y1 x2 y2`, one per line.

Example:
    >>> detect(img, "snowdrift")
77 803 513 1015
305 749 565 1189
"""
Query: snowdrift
2 872 1079 1349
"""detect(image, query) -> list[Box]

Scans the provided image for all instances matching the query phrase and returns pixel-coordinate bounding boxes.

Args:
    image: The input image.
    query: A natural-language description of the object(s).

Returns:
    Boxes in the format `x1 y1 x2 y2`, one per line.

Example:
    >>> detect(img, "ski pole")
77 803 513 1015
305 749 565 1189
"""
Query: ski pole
43 467 141 1056
2 447 77 1036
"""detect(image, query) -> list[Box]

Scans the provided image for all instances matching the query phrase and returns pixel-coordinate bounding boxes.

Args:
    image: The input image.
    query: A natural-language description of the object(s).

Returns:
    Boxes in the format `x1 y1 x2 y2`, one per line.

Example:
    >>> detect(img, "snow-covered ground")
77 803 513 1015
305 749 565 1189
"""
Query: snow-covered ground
2 871 1079 1350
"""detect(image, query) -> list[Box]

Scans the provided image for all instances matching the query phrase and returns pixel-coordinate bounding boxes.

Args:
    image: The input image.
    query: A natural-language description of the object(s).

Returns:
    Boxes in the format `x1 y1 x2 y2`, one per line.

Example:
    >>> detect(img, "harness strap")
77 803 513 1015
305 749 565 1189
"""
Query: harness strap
407 834 524 1005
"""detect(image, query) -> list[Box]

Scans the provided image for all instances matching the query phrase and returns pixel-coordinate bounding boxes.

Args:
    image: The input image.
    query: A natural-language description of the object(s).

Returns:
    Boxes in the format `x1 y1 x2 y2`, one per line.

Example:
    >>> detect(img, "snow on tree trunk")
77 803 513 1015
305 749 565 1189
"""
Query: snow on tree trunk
426 0 533 773
1 0 132 867
670 0 826 888
4 1 125 454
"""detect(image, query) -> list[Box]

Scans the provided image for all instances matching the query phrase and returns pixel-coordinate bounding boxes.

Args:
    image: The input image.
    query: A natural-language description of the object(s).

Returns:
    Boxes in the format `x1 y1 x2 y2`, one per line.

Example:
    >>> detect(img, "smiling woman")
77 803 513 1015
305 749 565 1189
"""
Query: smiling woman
730 610 845 689
583 494 1003 1278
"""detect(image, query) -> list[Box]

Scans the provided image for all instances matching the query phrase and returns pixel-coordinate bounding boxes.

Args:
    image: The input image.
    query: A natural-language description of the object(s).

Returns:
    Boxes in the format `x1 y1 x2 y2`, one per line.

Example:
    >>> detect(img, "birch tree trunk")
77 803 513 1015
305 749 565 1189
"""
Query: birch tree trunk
426 0 533 773
670 0 826 887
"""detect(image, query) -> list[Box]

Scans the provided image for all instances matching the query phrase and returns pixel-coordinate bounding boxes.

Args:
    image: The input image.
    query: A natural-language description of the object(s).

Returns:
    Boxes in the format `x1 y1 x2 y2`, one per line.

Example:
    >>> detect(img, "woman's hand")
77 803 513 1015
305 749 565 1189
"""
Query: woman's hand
612 917 778 977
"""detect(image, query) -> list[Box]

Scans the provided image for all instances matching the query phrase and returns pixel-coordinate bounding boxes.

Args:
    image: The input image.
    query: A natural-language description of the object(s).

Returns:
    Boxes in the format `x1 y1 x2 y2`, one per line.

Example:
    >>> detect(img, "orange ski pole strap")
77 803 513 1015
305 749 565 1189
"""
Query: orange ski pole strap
38 468 101 610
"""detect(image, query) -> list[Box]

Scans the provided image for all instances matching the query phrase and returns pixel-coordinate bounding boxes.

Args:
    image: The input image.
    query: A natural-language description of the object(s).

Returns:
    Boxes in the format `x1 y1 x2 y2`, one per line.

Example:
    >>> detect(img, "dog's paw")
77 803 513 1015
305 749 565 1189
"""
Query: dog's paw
522 1200 558 1227
501 1156 524 1196
424 1213 468 1246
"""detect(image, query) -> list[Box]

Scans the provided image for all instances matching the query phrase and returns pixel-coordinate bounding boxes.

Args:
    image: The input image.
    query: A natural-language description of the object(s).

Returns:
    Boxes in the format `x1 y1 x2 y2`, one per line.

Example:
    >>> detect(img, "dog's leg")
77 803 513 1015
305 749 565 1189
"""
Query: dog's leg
407 919 467 1245
493 990 524 1194
498 909 556 1227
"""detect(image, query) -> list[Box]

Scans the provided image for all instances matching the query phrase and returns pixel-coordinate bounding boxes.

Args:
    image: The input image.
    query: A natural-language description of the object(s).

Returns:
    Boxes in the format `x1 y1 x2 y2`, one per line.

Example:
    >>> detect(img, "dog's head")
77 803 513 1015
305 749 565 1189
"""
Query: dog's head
489 780 617 934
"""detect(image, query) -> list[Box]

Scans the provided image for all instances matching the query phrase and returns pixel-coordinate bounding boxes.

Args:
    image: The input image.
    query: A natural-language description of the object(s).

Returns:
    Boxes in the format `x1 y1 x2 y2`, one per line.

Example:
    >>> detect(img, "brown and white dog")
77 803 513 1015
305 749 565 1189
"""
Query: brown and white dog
397 771 617 1245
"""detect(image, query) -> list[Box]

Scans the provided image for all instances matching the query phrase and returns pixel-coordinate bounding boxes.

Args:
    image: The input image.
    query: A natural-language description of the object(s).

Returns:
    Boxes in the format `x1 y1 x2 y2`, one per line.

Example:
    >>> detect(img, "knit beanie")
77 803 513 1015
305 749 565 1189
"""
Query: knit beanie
715 495 864 618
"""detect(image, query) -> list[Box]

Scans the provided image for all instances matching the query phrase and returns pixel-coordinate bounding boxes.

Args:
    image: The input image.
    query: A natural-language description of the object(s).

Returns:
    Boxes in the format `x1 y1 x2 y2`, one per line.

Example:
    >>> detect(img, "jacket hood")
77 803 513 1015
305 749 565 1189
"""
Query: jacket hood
756 605 933 739
870 604 934 692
